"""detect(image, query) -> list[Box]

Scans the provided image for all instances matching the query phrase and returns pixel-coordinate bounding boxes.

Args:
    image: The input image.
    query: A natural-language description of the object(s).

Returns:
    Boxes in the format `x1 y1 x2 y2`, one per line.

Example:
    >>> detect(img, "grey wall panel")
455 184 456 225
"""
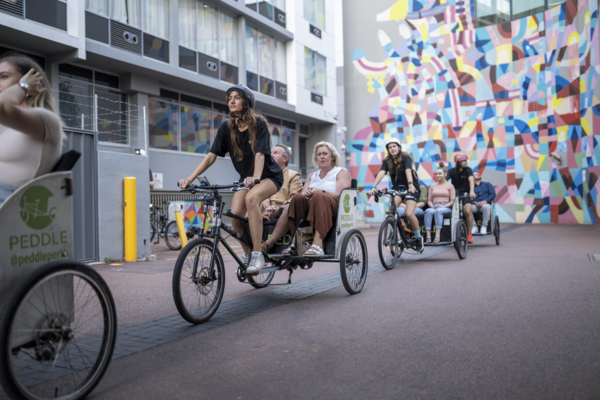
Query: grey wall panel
86 12 109 44
0 0 23 17
25 0 66 30
110 20 142 54
198 52 220 79
97 151 150 261
63 130 98 262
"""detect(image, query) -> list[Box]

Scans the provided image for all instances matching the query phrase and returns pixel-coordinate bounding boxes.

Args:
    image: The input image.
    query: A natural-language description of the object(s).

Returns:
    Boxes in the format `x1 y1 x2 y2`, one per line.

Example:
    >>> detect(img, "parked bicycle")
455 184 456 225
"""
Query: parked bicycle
150 203 183 251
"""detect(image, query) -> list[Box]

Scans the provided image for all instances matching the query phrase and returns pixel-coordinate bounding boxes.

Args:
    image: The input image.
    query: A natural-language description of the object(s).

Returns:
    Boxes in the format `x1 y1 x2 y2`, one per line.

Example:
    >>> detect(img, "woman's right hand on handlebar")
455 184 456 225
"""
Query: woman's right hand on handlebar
178 178 192 189
367 188 376 197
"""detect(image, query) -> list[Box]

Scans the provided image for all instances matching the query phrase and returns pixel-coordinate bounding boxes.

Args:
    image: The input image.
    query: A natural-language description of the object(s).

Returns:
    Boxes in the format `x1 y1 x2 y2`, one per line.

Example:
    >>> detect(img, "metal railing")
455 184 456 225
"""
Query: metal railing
150 190 235 229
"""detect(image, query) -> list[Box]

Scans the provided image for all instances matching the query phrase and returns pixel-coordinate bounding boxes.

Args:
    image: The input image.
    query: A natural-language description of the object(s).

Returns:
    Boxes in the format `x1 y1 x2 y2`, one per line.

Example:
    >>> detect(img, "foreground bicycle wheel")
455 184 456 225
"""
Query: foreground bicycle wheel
165 220 182 251
454 220 468 259
0 261 117 400
340 229 368 294
378 218 399 270
172 239 225 324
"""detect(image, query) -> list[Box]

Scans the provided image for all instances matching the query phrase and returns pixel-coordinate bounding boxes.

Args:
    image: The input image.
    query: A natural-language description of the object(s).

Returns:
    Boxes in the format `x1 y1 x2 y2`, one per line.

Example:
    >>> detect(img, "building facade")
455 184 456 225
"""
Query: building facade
0 0 342 261
343 0 600 225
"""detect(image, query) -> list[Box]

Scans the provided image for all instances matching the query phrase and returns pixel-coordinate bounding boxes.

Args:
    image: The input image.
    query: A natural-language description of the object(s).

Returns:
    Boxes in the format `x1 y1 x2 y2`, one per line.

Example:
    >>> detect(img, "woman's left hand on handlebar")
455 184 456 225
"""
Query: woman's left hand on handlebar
408 183 416 193
244 176 257 188
178 179 191 189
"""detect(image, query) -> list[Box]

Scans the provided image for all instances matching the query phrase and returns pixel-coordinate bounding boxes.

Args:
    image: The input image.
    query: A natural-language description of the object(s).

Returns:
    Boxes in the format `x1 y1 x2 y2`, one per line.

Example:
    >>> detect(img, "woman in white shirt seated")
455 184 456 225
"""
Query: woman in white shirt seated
264 141 351 257
0 53 64 206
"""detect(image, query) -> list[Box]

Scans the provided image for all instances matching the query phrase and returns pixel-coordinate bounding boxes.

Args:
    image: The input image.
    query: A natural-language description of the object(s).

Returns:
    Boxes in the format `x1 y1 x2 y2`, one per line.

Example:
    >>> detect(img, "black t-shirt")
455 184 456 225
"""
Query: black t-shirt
210 119 282 181
447 166 473 192
380 155 417 189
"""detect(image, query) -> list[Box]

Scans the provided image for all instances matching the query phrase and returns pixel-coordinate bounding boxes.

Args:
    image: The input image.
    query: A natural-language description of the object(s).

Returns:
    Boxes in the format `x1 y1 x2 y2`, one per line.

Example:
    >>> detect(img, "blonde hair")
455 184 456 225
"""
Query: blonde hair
0 52 66 140
312 141 341 168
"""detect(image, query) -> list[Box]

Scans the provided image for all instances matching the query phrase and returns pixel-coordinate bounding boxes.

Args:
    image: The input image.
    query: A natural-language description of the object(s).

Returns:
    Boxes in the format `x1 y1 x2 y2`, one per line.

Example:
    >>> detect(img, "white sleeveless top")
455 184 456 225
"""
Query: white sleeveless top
309 166 342 192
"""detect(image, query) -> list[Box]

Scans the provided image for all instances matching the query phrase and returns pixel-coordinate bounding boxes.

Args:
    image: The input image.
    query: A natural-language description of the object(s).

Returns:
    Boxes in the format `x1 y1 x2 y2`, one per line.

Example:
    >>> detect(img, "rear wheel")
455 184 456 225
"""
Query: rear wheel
165 221 182 250
0 261 117 400
494 216 500 245
172 239 225 324
340 229 368 295
378 218 399 270
454 220 468 259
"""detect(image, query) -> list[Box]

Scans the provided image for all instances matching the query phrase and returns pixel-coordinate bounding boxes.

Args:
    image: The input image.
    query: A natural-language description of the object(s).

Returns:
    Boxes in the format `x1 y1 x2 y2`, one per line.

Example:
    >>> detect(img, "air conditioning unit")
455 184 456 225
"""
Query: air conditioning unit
110 20 142 54
0 0 23 18
198 52 220 79
276 81 287 101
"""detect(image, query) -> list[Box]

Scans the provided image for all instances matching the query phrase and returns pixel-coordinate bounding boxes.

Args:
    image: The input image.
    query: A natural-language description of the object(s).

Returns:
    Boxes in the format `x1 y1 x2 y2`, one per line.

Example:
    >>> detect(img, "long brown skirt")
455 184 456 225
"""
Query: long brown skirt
288 192 338 239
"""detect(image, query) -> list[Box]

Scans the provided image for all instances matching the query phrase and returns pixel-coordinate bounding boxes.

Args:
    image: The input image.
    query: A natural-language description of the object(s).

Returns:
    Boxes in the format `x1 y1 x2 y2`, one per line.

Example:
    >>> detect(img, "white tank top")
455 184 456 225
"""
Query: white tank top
309 167 342 192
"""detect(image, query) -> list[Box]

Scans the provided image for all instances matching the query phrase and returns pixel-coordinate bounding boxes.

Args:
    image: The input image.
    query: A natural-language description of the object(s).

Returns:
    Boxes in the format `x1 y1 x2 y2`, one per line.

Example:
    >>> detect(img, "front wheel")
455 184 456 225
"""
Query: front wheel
378 218 399 270
340 229 368 295
494 216 500 245
165 221 182 250
0 261 117 400
172 239 225 324
454 220 468 259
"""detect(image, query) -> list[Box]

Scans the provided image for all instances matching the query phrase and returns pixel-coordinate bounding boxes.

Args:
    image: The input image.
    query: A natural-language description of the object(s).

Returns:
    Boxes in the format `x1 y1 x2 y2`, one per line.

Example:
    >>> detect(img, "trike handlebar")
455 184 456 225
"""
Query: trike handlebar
178 178 261 194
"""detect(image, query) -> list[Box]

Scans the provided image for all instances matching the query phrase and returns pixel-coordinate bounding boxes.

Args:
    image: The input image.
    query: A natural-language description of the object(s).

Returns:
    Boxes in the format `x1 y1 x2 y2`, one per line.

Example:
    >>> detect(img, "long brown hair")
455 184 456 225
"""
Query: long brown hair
225 92 266 161
384 149 416 180
0 52 61 119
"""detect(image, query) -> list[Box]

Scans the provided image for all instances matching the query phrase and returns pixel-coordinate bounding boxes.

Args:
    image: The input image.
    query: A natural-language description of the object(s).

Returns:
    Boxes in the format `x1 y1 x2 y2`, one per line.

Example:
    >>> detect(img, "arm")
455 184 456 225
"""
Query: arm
329 169 352 200
245 153 265 188
484 182 496 203
180 152 218 188
445 185 456 208
405 169 416 193
427 185 434 208
0 70 46 141
303 173 313 196
367 170 387 195
469 176 475 198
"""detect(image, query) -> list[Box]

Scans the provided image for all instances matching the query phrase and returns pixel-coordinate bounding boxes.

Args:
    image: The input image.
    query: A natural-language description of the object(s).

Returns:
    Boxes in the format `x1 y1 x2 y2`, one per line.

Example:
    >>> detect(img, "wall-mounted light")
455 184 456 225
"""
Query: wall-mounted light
135 148 146 156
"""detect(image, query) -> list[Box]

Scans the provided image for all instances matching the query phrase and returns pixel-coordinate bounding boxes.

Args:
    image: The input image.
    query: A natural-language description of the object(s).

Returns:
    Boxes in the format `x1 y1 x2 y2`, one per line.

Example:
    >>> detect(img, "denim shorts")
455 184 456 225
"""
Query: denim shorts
0 183 18 207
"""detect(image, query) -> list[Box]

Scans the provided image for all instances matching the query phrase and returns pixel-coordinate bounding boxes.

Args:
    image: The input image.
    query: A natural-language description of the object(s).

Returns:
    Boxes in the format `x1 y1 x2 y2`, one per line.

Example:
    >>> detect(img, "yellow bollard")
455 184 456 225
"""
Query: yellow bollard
175 211 188 248
124 177 137 261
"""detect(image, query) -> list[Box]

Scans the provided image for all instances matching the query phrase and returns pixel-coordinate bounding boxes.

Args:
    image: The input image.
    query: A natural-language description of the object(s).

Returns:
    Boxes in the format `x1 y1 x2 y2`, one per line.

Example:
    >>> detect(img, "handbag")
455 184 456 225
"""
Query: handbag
295 225 314 255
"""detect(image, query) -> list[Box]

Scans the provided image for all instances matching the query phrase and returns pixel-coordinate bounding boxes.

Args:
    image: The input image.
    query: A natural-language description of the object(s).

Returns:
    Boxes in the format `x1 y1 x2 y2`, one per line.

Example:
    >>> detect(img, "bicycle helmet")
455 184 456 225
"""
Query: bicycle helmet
226 84 255 109
454 153 468 163
385 138 402 151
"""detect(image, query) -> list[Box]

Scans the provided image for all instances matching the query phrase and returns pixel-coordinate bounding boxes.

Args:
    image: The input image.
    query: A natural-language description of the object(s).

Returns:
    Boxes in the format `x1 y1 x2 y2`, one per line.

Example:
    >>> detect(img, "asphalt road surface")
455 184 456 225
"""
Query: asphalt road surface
89 224 600 399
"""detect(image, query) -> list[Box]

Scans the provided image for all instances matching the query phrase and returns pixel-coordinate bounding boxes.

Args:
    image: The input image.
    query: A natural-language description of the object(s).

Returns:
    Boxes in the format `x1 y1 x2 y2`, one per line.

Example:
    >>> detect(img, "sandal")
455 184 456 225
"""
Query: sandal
304 244 324 257
282 244 297 256
433 237 440 244
426 236 432 244
261 241 273 253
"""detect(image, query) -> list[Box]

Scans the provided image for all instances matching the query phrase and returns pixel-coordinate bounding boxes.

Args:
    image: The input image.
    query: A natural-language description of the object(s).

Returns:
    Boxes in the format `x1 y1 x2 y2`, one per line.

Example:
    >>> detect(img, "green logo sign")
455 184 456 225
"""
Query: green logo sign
19 186 56 230
343 194 351 214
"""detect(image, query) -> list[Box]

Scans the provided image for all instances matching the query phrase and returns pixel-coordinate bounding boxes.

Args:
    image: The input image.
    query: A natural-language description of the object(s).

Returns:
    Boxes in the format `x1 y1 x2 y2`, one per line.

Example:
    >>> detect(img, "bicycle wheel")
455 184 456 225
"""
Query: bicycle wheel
165 221 182 251
172 239 225 324
340 229 368 295
247 266 275 289
494 216 500 245
378 218 399 270
454 220 468 259
0 261 117 400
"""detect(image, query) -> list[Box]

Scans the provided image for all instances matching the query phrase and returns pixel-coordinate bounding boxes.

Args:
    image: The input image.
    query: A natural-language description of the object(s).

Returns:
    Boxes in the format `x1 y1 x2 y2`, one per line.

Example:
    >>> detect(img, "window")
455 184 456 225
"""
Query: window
246 26 287 97
246 0 286 26
198 3 219 58
512 0 545 20
304 0 325 29
476 0 510 26
110 0 141 28
266 116 297 164
143 0 169 39
149 89 228 154
305 47 326 94
86 0 108 16
179 0 196 50
58 64 128 144
219 12 237 65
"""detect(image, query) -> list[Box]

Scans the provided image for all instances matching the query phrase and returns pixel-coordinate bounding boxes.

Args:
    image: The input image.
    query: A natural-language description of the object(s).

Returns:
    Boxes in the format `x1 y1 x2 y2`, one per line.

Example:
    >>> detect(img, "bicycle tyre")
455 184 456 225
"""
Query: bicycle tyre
454 220 468 259
0 261 117 400
494 216 500 245
340 229 368 295
378 218 399 270
172 239 225 324
247 269 275 289
165 221 182 251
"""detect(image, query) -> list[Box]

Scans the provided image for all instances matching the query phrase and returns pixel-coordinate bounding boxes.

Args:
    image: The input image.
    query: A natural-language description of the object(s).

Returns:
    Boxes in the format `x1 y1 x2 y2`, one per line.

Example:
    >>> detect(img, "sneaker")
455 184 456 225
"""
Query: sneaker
467 234 474 244
480 226 487 235
415 236 424 252
246 251 264 274
241 252 250 265
471 226 479 234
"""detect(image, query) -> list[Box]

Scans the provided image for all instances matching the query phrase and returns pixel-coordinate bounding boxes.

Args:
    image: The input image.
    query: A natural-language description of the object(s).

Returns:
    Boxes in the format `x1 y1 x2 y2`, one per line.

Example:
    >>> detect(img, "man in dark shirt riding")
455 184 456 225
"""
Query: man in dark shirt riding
446 153 476 243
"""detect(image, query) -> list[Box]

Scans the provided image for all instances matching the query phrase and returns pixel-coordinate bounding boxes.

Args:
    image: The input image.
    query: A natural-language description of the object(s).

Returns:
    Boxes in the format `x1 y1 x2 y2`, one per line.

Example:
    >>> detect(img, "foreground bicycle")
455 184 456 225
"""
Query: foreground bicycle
0 153 117 400
172 177 368 325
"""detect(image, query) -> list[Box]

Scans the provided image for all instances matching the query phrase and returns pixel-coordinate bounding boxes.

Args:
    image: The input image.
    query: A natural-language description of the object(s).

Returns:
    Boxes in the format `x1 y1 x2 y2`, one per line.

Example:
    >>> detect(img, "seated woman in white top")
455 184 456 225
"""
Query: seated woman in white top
0 53 64 206
263 141 351 257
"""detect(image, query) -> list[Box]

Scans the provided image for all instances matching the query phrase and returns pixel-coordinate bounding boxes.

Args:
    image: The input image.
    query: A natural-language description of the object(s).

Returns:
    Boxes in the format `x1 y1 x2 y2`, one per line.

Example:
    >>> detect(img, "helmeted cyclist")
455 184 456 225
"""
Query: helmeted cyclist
446 153 476 243
367 138 423 251
179 84 284 274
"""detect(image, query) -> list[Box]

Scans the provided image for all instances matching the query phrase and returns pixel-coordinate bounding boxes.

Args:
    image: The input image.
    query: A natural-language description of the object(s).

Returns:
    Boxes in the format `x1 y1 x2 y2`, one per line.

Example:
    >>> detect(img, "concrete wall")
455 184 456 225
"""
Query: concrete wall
97 151 150 261
344 0 600 225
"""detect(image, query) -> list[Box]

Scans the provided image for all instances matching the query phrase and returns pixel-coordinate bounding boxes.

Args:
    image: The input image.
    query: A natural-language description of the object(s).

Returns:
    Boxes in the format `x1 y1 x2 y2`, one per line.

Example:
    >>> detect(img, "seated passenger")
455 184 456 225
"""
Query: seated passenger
446 153 476 243
260 144 302 221
0 53 64 206
472 171 496 234
398 183 427 217
424 163 455 244
270 141 351 257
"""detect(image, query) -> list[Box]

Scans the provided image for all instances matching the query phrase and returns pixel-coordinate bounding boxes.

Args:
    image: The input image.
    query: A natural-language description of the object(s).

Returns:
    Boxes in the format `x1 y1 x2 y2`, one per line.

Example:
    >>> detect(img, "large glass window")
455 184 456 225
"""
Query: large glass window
198 2 219 58
246 26 287 95
179 0 196 49
58 64 128 144
110 0 141 28
512 0 545 20
245 26 259 73
305 47 327 94
149 90 229 154
258 32 274 79
219 12 237 65
143 0 169 38
266 116 296 164
304 0 325 29
275 40 286 83
86 0 108 15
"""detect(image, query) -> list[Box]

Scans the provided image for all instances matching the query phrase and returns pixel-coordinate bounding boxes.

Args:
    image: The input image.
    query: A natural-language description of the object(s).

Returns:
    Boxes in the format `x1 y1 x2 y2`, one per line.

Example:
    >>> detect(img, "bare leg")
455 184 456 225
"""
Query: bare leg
245 180 278 252
230 190 249 254
312 229 324 249
264 205 289 248
426 230 431 241
464 203 473 233
404 200 419 231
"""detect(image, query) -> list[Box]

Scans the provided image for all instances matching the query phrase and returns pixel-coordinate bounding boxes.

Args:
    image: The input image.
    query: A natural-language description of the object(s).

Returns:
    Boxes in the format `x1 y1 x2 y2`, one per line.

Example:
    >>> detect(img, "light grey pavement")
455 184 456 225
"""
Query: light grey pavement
87 224 600 399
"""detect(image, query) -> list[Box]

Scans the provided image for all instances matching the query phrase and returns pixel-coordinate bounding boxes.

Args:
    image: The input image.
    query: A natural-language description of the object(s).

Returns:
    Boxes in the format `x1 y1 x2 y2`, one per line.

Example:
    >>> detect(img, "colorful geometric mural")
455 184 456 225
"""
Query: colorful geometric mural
350 0 600 224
